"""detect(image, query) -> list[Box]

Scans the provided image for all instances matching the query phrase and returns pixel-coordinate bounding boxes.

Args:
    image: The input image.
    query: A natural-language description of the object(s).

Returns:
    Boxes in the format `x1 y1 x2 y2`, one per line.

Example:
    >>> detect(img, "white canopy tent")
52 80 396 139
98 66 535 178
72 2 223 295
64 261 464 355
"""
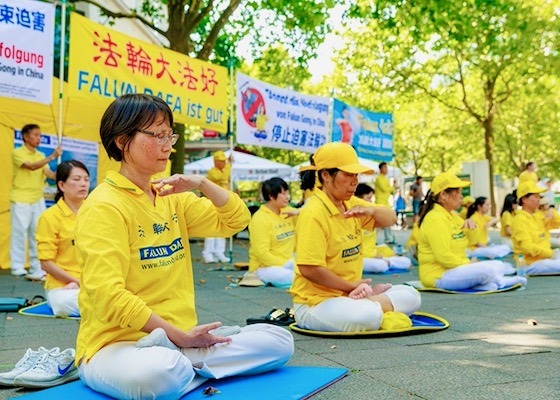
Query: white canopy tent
184 150 293 181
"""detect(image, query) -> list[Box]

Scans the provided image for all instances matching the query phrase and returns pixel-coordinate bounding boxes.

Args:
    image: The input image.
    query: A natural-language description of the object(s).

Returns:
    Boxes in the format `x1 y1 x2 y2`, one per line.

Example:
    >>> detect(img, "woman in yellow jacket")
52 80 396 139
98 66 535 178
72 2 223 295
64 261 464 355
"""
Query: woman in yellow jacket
417 172 525 290
465 196 511 259
248 177 296 287
512 181 560 275
499 193 517 247
36 160 90 317
355 183 411 273
75 94 293 399
290 142 421 332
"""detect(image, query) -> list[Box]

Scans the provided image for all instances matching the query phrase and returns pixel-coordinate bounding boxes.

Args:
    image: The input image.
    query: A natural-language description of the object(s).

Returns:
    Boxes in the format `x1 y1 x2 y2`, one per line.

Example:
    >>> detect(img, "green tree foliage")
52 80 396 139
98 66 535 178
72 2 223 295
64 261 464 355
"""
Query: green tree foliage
339 0 559 212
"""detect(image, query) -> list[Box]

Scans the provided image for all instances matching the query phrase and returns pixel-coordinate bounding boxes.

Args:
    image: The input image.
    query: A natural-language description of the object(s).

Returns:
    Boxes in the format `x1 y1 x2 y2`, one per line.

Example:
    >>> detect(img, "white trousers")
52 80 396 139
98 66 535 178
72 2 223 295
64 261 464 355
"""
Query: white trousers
527 259 560 275
363 256 412 273
467 244 511 259
10 200 45 274
202 238 226 258
255 260 294 286
46 288 79 317
436 260 526 291
294 284 421 332
78 324 294 400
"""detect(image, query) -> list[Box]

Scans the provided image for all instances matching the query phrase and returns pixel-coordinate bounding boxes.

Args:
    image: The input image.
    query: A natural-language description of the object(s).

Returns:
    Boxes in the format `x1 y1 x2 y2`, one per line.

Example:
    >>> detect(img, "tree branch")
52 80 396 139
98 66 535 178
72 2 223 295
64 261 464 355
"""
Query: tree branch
68 0 167 37
454 52 483 122
197 0 241 60
191 1 215 28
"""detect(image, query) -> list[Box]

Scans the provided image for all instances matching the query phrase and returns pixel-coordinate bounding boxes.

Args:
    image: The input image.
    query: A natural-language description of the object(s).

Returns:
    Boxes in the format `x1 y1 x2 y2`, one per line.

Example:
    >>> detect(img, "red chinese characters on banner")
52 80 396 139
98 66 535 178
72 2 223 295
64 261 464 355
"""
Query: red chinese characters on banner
126 42 152 75
92 31 122 67
90 33 219 95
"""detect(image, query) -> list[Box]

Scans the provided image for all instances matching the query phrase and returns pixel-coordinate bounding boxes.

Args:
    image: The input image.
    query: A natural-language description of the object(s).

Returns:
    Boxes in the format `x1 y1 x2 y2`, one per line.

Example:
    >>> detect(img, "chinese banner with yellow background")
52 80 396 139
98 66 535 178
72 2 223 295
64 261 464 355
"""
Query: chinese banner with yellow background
68 12 228 132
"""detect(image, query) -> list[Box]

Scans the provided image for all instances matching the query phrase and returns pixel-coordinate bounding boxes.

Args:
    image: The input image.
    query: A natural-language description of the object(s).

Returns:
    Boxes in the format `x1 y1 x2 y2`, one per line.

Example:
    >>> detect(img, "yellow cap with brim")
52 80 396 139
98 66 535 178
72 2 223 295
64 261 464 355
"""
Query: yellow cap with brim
312 142 374 175
461 196 475 206
431 171 471 195
213 150 227 161
517 181 546 199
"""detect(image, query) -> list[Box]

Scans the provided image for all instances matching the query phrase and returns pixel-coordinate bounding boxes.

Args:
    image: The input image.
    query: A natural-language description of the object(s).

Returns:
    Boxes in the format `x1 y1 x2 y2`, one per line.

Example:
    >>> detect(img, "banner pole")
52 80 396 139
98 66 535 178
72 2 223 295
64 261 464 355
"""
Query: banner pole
228 58 235 263
57 0 67 161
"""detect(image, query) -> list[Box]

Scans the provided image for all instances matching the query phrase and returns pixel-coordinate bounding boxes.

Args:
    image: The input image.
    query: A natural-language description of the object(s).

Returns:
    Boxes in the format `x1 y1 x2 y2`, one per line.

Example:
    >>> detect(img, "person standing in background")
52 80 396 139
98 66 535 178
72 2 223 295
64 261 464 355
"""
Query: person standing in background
409 176 423 223
202 150 233 263
10 124 62 280
375 162 396 244
519 161 538 184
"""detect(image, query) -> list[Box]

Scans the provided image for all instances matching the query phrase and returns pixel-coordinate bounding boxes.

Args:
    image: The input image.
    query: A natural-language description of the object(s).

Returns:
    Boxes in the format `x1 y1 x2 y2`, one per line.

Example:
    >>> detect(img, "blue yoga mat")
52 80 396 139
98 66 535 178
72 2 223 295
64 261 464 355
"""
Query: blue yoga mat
11 366 348 400
290 311 449 338
18 302 80 320
364 267 411 275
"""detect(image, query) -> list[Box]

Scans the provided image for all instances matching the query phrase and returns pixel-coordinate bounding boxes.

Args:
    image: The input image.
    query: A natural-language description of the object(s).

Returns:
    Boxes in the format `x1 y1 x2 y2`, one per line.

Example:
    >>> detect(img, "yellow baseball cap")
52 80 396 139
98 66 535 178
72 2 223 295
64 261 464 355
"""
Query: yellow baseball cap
312 142 374 175
461 196 475 206
517 181 546 199
213 150 227 161
431 172 471 195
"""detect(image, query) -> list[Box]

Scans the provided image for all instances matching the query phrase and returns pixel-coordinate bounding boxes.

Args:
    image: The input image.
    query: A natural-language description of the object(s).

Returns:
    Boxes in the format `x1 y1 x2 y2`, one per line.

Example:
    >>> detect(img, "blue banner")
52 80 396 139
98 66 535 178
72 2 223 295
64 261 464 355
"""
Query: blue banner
331 99 393 162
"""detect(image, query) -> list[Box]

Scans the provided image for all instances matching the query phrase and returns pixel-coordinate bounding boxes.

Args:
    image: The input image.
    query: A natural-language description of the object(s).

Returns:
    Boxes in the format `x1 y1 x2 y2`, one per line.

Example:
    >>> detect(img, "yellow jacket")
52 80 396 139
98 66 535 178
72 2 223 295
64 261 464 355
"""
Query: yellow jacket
511 209 553 263
75 171 250 363
374 174 394 206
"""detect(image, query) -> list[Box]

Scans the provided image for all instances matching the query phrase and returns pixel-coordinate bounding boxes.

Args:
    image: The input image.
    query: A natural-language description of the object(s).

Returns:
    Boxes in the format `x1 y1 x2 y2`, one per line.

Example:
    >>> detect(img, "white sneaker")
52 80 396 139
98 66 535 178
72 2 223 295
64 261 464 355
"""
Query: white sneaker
0 347 50 386
24 271 46 282
203 254 217 263
13 348 78 389
214 253 230 263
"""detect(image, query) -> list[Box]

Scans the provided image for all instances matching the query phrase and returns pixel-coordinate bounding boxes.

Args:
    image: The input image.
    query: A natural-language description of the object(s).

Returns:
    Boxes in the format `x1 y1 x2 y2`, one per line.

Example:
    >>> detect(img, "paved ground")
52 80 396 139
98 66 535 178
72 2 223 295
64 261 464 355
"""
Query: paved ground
1 230 560 399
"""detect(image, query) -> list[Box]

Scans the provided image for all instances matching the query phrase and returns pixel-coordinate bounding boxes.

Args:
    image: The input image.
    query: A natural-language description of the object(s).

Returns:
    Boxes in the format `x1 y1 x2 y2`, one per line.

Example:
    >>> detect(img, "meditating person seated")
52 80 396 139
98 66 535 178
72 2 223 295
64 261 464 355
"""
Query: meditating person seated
355 184 411 273
36 160 90 317
511 181 560 275
290 142 421 333
465 196 511 259
458 196 474 219
534 197 560 249
248 177 297 287
499 193 518 247
417 172 525 291
75 94 293 399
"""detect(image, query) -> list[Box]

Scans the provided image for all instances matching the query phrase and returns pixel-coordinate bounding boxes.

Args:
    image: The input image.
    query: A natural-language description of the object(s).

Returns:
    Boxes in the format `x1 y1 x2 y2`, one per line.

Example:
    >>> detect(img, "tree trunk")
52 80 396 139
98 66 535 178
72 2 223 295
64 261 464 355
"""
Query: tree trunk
483 116 496 215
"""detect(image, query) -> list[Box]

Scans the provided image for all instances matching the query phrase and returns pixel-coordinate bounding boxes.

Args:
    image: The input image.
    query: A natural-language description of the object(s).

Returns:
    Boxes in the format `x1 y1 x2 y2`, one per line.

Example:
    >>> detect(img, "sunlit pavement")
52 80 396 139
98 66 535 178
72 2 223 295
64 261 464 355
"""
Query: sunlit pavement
2 230 559 399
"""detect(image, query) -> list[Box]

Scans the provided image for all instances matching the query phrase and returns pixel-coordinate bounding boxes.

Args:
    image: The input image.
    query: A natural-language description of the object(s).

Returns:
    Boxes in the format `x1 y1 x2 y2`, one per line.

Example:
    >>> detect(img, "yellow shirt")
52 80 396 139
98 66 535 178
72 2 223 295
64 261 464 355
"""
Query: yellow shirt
500 211 513 237
290 190 380 306
465 212 491 248
75 171 250 363
206 163 231 189
511 209 553 263
458 207 468 220
11 146 48 203
405 222 420 247
519 170 538 184
534 209 560 241
374 174 394 206
362 229 395 258
36 198 80 290
417 204 469 287
248 205 296 271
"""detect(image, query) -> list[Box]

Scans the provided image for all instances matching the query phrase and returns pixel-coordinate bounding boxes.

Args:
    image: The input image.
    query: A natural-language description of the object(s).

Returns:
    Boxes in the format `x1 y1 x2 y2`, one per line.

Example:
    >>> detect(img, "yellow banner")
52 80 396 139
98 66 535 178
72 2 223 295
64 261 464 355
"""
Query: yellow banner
68 13 228 132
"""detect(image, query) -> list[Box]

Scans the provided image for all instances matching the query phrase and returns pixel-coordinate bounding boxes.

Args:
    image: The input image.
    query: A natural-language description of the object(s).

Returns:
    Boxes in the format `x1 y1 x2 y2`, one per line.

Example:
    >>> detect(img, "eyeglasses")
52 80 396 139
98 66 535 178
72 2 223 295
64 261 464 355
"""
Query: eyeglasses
138 129 179 145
